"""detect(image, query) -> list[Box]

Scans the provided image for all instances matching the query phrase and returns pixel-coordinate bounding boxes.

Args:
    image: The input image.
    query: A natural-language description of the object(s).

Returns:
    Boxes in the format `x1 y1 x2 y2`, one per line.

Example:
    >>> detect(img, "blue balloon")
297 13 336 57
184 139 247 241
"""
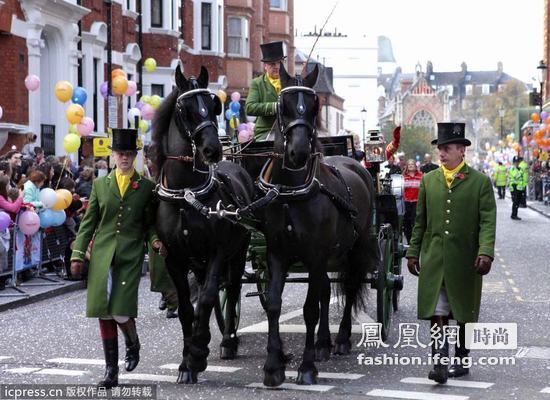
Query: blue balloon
39 209 55 228
52 210 66 227
72 86 88 105
225 109 234 120
230 101 241 113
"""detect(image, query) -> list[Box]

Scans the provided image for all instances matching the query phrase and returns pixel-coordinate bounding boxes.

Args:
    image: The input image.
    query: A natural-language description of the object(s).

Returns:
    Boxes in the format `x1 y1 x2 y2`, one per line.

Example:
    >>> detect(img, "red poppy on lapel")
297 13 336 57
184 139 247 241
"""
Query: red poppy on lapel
454 172 465 180
131 181 139 190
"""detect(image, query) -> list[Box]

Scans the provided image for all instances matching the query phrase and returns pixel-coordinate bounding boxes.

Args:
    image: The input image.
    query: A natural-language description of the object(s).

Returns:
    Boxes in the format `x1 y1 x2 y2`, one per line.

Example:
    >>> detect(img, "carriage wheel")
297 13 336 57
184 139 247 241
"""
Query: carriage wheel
214 285 241 334
376 230 394 342
253 261 269 311
392 228 404 312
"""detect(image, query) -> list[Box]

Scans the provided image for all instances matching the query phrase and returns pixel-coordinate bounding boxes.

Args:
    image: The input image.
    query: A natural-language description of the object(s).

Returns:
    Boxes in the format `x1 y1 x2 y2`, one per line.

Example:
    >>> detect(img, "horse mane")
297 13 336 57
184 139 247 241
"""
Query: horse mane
151 88 179 171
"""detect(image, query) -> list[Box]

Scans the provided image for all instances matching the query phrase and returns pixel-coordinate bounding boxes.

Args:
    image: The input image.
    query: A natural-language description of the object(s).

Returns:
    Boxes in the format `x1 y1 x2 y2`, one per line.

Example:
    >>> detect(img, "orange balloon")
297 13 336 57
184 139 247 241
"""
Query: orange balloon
112 76 129 96
534 149 540 157
531 113 541 123
111 69 126 80
66 104 85 125
52 189 73 211
546 116 550 125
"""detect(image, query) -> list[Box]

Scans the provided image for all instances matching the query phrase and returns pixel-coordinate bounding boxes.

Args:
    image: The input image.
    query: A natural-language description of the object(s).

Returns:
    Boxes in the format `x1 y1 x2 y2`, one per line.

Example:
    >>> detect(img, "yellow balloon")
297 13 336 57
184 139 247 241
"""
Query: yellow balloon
112 76 129 96
139 120 149 132
63 133 81 153
66 104 85 125
217 90 227 103
69 124 78 134
55 81 73 103
229 118 240 129
150 95 162 110
52 189 73 211
140 95 151 104
144 58 157 72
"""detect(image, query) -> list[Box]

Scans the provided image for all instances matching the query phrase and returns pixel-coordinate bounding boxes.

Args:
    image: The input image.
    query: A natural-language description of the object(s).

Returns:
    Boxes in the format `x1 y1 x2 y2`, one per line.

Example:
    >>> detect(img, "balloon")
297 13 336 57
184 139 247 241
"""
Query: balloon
139 120 149 132
69 124 78 134
39 209 56 228
150 95 162 110
127 107 142 123
111 69 126 80
247 122 255 131
63 133 81 153
545 117 550 125
238 129 252 143
229 118 240 129
0 211 11 230
18 211 40 235
55 81 73 103
112 76 129 96
140 95 151 104
230 101 241 113
0 105 3 120
52 210 66 226
141 104 154 121
66 104 85 125
135 101 144 111
534 149 540 157
144 58 157 72
39 188 57 209
225 109 234 120
71 86 87 105
531 113 541 123
100 81 109 99
77 117 95 136
238 123 248 132
230 92 241 102
25 74 40 91
125 80 137 96
217 90 227 103
541 111 549 121
52 189 73 211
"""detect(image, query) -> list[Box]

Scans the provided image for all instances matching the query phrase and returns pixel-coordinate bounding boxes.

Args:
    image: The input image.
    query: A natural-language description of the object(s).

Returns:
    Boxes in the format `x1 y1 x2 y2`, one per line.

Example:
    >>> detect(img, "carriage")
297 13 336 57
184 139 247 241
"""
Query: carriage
215 133 405 341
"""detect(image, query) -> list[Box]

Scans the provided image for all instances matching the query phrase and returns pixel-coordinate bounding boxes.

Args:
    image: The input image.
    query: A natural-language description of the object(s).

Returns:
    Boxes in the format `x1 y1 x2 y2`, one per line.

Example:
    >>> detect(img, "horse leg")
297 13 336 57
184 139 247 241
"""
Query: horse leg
187 252 224 378
297 266 324 385
315 273 332 361
334 291 354 355
220 242 247 360
263 251 287 387
165 258 196 384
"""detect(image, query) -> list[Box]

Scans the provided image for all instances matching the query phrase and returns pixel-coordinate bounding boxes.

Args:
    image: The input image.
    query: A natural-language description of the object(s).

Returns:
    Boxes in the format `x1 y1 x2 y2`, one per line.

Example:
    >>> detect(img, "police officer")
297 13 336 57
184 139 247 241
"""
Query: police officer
518 157 529 207
508 156 523 220
493 161 508 199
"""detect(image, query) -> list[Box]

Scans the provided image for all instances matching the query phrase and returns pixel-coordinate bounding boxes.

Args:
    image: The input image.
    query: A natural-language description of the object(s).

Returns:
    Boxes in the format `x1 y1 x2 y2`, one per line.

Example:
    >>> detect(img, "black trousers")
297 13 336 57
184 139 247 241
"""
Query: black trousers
511 190 521 217
403 201 417 244
496 185 506 199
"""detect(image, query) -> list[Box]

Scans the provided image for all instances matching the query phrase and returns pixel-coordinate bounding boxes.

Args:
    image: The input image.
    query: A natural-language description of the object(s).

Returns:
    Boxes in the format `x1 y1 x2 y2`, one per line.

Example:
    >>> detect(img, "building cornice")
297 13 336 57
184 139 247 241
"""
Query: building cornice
20 0 90 24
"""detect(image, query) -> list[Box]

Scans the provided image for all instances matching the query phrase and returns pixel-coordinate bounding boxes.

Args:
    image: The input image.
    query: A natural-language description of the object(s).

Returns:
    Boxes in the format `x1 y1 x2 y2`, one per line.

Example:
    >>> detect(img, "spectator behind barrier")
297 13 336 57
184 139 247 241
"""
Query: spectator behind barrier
76 167 94 198
0 175 23 221
23 170 46 209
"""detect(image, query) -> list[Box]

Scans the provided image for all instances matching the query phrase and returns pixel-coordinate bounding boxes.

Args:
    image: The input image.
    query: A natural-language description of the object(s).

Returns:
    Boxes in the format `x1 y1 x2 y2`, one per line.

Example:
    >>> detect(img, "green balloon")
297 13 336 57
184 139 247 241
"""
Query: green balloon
69 124 78 134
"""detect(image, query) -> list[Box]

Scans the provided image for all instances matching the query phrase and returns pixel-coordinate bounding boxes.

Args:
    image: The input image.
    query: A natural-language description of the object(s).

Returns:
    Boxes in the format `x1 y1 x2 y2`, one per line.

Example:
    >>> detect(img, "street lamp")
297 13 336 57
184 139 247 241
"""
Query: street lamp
360 107 367 145
498 107 505 140
537 60 547 115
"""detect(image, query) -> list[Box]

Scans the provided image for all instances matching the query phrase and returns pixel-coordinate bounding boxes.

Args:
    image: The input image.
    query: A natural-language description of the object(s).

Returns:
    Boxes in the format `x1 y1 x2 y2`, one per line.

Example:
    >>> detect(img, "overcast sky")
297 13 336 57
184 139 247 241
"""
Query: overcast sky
294 0 544 83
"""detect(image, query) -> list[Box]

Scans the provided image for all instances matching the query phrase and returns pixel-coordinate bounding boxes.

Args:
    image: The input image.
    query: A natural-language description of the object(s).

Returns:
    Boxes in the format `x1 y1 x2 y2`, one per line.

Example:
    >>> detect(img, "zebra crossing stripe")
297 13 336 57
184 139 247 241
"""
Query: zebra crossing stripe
246 382 334 392
367 389 469 400
239 323 363 334
47 358 124 366
0 356 14 361
35 368 87 377
541 387 550 393
120 373 177 383
5 367 41 374
401 377 494 389
159 363 241 373
286 371 363 380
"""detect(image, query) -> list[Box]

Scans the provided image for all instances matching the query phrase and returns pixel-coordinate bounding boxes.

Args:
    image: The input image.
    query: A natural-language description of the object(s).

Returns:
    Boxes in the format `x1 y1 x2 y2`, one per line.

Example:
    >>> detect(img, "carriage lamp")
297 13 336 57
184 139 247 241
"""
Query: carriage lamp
364 129 386 163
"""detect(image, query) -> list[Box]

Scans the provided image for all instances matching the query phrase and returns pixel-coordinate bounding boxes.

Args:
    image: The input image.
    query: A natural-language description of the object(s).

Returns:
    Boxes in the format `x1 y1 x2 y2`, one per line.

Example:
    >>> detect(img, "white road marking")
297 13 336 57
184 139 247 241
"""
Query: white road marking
246 382 334 392
239 323 363 334
516 296 524 302
507 278 516 285
503 271 511 276
0 356 14 361
120 373 176 383
35 368 87 377
286 371 363 380
4 367 41 374
512 287 520 293
366 389 468 400
540 387 550 393
401 377 494 389
47 357 123 366
159 363 241 373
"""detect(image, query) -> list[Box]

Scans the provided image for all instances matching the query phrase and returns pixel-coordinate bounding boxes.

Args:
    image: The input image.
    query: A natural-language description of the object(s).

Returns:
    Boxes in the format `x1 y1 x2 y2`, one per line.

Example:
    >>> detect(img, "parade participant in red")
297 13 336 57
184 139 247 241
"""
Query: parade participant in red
403 159 422 243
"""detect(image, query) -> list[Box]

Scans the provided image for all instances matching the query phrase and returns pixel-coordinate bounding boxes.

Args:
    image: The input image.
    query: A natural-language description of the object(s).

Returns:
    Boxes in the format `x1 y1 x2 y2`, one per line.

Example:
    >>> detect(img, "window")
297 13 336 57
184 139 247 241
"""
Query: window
411 110 435 133
447 85 454 96
270 0 286 11
151 84 164 98
228 17 249 57
482 84 490 95
151 0 162 27
465 84 473 96
201 3 212 50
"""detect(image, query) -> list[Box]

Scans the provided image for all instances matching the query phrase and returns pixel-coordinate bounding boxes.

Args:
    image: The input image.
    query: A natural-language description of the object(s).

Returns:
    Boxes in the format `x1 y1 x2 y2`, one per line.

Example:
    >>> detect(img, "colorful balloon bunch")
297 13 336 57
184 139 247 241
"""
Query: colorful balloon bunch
37 188 72 229
529 112 550 151
225 92 242 130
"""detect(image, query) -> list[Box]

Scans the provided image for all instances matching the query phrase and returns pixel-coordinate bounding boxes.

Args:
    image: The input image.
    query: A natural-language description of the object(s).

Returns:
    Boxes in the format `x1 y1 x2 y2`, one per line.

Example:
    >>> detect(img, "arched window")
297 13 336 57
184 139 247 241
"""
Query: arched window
411 110 435 133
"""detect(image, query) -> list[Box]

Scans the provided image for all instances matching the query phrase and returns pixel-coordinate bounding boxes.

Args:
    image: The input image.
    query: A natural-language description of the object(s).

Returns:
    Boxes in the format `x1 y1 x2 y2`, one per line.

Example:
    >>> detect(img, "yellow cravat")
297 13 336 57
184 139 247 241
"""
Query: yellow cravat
115 168 134 198
267 74 281 94
441 160 465 188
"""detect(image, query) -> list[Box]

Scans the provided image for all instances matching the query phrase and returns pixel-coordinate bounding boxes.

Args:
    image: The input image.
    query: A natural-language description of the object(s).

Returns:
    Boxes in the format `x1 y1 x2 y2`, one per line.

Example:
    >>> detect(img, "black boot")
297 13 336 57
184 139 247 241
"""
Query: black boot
118 319 140 372
428 316 448 384
449 322 470 378
98 338 119 388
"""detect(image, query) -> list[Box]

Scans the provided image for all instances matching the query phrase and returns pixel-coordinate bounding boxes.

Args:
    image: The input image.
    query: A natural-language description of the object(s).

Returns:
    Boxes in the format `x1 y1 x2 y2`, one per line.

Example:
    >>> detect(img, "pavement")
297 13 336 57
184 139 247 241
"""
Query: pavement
526 199 550 218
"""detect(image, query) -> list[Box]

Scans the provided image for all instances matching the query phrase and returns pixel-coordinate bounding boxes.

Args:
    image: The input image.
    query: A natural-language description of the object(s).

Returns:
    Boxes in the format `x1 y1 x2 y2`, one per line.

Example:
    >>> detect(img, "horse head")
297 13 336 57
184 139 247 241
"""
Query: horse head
173 64 223 164
277 63 320 170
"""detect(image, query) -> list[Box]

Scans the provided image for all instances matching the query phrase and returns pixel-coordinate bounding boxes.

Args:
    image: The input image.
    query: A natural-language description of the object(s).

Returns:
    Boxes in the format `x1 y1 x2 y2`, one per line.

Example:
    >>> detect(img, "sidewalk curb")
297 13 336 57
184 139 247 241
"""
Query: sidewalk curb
528 203 550 219
0 280 86 313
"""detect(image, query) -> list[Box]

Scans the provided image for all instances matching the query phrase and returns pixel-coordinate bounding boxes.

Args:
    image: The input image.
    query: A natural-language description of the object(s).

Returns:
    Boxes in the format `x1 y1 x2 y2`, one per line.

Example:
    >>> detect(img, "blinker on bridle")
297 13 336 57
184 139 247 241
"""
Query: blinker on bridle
175 78 218 141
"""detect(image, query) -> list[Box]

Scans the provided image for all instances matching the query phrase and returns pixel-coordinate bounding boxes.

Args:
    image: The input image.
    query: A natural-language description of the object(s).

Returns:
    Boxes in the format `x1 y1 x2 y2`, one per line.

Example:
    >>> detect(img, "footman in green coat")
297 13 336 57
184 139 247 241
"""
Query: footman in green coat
70 129 166 388
406 122 496 384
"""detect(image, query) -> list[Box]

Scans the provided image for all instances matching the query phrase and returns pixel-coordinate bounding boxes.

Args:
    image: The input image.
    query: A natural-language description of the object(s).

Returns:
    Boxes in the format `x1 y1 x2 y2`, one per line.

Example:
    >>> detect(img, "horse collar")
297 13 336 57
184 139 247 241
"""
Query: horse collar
156 164 217 203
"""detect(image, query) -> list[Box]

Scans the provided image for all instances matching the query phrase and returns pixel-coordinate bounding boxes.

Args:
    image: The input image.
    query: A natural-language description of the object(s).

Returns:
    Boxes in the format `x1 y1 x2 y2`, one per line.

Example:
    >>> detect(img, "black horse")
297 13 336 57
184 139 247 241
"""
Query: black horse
256 64 379 387
152 65 254 383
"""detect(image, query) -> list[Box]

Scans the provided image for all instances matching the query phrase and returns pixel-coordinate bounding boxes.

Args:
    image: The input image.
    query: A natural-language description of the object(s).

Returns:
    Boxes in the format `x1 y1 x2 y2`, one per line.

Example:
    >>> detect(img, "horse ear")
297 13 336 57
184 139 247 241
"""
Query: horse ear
175 63 187 90
303 64 319 89
197 66 209 89
212 94 222 115
279 62 292 88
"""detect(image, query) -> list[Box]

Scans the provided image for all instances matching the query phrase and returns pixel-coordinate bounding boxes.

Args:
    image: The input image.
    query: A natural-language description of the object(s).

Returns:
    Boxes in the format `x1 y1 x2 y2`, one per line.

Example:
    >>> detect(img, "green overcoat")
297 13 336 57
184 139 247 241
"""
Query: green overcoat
71 170 158 318
245 74 279 140
406 164 496 323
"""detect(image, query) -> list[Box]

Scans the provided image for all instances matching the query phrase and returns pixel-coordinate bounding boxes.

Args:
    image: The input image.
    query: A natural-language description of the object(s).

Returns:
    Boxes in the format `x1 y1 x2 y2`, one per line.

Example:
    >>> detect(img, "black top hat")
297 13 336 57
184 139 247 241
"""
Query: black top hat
431 123 471 146
109 128 140 151
260 41 286 62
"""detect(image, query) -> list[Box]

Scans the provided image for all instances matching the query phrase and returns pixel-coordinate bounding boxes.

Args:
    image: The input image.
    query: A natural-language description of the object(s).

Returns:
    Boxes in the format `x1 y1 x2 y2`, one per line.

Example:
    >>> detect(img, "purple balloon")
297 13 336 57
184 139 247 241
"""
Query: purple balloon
541 111 549 121
135 101 144 111
237 123 248 132
0 211 11 230
100 81 109 99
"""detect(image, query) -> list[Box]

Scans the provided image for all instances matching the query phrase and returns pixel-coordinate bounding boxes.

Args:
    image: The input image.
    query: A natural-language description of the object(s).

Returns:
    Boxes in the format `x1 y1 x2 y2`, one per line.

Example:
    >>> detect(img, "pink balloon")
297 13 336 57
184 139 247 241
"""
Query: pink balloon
125 80 137 96
77 117 95 136
231 92 241 102
141 104 155 121
25 74 40 91
18 211 40 235
238 129 252 144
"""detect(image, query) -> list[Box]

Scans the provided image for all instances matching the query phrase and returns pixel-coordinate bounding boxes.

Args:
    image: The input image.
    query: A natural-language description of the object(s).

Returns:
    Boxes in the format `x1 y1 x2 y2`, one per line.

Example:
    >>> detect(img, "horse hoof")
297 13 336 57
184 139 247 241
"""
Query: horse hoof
176 369 198 384
333 342 351 355
296 370 318 385
263 369 286 387
283 352 294 363
315 347 331 362
220 346 237 360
